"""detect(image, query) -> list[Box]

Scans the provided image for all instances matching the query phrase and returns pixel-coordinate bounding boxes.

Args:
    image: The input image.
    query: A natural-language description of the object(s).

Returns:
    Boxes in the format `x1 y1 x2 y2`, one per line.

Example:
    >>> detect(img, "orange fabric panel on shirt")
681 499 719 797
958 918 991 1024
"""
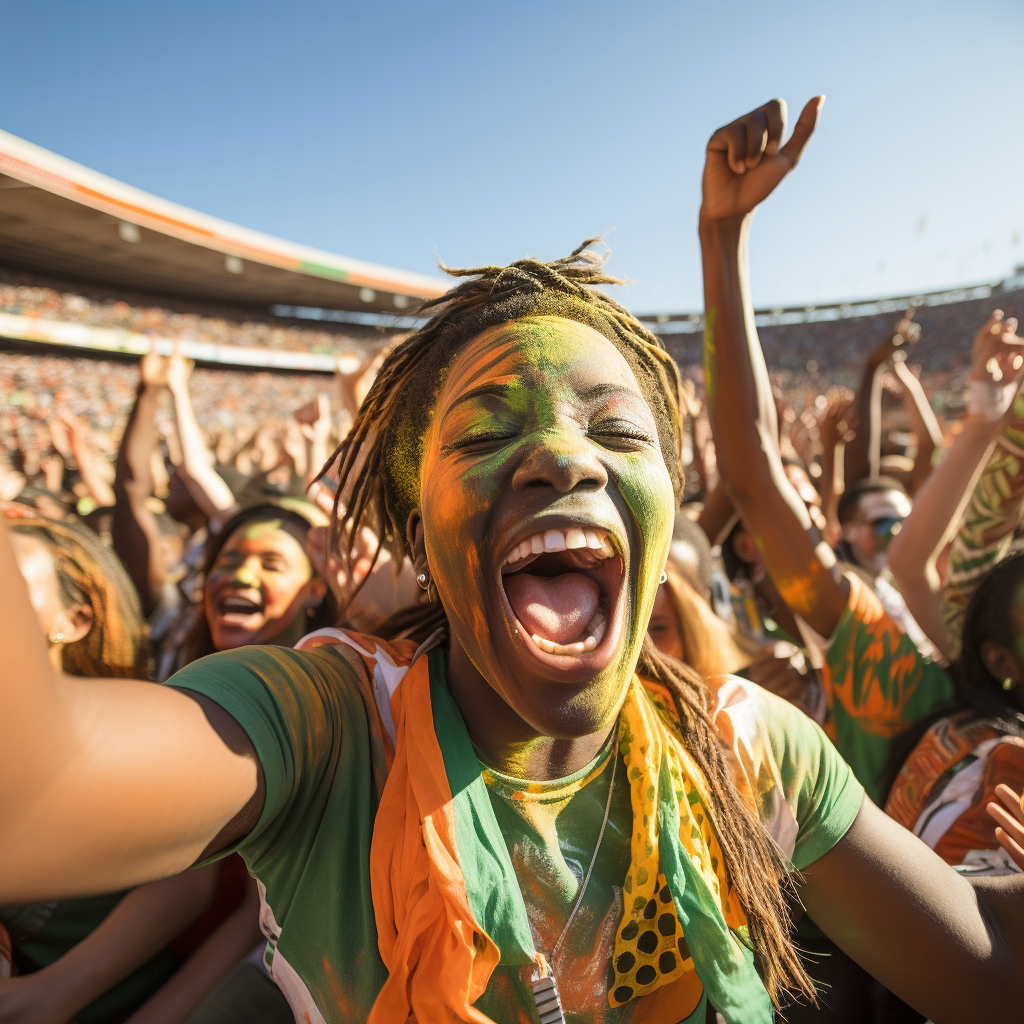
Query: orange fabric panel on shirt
933 739 1024 864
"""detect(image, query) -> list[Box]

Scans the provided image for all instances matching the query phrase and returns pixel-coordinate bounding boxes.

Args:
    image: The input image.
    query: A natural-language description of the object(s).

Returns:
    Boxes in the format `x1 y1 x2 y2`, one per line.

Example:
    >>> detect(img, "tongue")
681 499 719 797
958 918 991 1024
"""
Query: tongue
504 572 600 645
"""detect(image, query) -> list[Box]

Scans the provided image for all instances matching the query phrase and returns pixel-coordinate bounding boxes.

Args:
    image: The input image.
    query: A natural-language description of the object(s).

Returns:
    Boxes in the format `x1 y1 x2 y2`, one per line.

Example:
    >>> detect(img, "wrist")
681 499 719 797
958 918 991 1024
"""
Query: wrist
698 214 750 243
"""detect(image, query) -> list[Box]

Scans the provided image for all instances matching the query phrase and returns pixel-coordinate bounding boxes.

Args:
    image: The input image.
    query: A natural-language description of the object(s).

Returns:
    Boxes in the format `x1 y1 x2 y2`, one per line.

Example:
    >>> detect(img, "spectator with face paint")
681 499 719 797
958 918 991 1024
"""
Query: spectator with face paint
5 97 1024 1024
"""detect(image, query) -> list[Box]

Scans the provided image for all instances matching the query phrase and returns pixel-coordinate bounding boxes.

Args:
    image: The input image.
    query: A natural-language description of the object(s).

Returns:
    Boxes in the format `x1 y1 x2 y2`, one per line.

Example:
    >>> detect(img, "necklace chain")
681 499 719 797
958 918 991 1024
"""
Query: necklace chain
550 742 618 964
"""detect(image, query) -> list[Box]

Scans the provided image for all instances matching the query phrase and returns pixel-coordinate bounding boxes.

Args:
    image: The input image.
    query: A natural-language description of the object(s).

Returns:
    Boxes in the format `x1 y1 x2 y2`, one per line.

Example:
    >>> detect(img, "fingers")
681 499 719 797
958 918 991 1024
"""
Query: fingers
764 99 786 157
744 109 769 168
994 783 1024 818
710 99 788 173
779 95 825 165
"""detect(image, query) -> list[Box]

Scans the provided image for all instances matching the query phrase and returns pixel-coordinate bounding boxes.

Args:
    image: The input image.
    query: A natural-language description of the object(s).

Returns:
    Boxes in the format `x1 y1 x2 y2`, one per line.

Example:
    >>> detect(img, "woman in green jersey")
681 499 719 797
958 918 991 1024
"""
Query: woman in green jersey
2 98 1023 1024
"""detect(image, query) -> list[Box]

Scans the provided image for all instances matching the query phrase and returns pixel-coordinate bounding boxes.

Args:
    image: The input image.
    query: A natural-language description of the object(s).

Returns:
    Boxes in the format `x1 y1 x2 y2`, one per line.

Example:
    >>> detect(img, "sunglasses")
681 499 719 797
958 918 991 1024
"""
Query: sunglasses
862 516 903 544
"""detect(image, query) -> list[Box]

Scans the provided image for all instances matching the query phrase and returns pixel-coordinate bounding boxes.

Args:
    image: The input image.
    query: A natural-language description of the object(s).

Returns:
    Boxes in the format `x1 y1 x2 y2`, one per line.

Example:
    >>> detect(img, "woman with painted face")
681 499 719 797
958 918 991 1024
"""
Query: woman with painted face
0 510 221 1024
170 499 337 672
3 99 1024 1024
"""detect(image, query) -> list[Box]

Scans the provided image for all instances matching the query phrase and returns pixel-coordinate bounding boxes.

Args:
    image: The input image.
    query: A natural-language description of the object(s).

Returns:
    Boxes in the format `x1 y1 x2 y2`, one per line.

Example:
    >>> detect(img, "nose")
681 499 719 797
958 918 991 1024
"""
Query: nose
229 556 262 588
512 428 608 493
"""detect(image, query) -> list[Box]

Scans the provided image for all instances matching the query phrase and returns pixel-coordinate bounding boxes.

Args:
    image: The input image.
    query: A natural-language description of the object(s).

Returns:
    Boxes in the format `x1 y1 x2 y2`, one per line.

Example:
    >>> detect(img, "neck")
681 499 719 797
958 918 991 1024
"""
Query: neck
446 638 616 781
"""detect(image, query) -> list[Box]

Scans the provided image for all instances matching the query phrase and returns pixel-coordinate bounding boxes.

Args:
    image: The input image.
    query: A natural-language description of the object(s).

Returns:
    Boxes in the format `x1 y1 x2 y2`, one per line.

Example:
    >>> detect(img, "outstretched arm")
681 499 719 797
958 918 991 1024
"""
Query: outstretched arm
801 796 1024 1023
700 96 848 638
0 515 260 901
887 311 1024 659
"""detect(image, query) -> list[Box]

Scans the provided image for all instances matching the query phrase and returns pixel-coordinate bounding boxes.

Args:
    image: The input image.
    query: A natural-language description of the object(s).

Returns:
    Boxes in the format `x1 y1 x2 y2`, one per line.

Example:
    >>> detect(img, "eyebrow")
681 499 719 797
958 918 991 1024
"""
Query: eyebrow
442 381 518 420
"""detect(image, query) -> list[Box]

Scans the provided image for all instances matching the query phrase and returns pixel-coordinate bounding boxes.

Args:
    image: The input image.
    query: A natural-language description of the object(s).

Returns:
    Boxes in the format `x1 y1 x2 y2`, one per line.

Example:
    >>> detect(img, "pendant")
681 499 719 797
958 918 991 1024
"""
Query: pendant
531 972 566 1024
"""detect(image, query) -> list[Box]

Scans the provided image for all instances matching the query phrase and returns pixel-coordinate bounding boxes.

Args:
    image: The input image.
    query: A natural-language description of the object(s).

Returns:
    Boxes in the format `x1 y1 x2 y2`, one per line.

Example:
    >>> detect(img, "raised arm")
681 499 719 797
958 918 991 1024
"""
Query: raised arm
54 410 116 509
843 312 920 485
0 515 260 901
941 381 1024 657
890 355 943 494
165 349 236 524
700 96 848 638
887 311 1023 659
111 352 169 614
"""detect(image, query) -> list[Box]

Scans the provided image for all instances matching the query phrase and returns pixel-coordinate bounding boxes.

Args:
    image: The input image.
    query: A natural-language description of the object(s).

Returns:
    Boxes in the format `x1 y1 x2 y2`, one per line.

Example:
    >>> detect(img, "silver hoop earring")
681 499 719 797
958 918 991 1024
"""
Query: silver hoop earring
659 570 668 585
416 572 430 591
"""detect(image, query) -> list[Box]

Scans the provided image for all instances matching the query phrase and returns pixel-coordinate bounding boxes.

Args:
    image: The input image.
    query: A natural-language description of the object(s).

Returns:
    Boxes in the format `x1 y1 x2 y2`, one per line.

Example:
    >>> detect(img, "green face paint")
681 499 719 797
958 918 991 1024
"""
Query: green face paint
416 316 675 777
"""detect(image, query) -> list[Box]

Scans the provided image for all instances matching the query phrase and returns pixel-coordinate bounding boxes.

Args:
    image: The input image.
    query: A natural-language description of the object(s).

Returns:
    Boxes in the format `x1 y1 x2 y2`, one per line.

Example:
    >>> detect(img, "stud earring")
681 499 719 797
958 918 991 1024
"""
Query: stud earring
416 572 430 591
659 570 668 585
48 631 66 645
1003 677 1016 691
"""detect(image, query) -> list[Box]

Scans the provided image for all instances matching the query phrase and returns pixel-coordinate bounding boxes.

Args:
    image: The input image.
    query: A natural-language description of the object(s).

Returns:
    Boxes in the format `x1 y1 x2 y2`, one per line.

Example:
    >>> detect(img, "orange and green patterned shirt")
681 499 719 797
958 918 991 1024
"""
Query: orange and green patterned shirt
821 573 955 804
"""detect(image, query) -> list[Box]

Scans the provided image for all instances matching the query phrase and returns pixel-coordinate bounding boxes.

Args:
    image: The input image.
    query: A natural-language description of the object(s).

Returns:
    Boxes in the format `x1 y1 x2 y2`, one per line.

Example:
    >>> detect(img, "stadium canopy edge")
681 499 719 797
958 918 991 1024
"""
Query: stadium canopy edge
0 128 447 314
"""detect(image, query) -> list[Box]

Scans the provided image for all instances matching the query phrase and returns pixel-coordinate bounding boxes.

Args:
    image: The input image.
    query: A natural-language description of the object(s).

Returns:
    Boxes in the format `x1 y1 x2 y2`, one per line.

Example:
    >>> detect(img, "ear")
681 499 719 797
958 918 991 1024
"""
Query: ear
406 510 427 574
306 576 328 605
980 641 1021 686
59 602 94 645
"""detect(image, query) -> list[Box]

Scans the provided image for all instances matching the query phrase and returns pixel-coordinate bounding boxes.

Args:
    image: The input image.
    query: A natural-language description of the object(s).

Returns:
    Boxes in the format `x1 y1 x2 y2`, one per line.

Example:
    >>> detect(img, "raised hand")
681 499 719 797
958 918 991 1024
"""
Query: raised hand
986 783 1024 872
700 96 824 224
870 310 921 368
971 309 1023 385
139 349 169 389
165 344 194 395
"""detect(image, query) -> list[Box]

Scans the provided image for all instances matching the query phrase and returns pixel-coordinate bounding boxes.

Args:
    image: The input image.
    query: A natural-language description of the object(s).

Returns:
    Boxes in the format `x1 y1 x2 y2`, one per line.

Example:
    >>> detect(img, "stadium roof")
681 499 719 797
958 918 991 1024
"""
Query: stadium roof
0 128 447 314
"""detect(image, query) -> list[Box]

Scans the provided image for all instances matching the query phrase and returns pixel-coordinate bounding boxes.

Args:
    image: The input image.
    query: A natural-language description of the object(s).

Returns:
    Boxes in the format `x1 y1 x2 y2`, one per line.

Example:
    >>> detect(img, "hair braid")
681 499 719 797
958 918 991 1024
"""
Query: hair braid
321 241 813 1007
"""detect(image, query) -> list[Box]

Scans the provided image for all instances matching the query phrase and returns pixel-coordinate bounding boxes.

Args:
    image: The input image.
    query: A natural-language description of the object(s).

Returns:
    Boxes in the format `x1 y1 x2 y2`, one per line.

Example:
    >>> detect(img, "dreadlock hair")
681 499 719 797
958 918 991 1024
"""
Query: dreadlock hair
950 550 1024 737
321 240 814 1007
10 515 150 679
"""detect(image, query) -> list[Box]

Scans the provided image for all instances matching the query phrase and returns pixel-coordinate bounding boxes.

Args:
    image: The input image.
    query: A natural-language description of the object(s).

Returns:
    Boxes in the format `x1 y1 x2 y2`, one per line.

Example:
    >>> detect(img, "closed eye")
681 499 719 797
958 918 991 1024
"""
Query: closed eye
588 419 656 450
443 431 520 456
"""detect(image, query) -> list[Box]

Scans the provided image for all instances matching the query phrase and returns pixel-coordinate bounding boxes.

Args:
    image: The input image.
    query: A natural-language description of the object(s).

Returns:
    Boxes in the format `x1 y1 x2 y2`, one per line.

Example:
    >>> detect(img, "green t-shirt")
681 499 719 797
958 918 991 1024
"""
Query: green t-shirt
0 893 178 1023
822 573 955 805
168 640 863 1024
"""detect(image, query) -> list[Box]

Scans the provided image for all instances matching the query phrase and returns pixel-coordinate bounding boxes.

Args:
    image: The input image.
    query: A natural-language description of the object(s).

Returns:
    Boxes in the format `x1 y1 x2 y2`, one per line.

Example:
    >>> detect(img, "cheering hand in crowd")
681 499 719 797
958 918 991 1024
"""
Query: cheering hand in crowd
701 95 823 223
987 784 1024 872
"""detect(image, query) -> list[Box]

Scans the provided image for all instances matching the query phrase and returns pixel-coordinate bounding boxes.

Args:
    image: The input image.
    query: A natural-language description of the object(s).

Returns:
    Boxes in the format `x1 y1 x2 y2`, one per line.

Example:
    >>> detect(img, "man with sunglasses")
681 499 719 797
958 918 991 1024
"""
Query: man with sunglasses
835 476 938 659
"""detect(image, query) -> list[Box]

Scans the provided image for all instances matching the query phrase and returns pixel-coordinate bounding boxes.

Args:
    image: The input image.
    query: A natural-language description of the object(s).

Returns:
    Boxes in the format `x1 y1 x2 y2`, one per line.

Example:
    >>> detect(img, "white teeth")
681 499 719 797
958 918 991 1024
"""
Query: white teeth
529 610 607 657
502 527 618 567
543 530 566 552
565 527 587 549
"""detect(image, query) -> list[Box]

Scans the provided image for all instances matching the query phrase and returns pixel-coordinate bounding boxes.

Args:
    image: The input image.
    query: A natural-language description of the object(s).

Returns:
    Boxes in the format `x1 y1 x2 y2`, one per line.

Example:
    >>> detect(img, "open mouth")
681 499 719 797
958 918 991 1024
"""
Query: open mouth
215 592 264 626
500 526 623 660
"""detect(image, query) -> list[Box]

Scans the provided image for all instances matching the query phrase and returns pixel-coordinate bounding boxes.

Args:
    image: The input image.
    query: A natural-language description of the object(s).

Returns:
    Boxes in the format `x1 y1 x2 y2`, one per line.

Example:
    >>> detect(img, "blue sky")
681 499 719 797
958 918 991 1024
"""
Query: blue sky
2 0 1022 313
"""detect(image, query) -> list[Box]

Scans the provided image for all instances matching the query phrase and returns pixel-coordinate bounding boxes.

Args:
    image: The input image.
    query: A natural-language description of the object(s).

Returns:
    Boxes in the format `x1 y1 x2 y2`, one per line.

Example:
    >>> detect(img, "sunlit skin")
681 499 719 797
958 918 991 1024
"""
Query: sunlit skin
413 316 675 780
203 520 326 652
10 532 93 673
647 582 684 660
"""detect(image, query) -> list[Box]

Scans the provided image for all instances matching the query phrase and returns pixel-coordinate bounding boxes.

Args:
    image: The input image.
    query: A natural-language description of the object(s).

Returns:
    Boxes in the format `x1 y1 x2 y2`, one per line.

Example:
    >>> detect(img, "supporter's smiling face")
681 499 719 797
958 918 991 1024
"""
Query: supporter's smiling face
204 519 323 651
417 316 675 736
